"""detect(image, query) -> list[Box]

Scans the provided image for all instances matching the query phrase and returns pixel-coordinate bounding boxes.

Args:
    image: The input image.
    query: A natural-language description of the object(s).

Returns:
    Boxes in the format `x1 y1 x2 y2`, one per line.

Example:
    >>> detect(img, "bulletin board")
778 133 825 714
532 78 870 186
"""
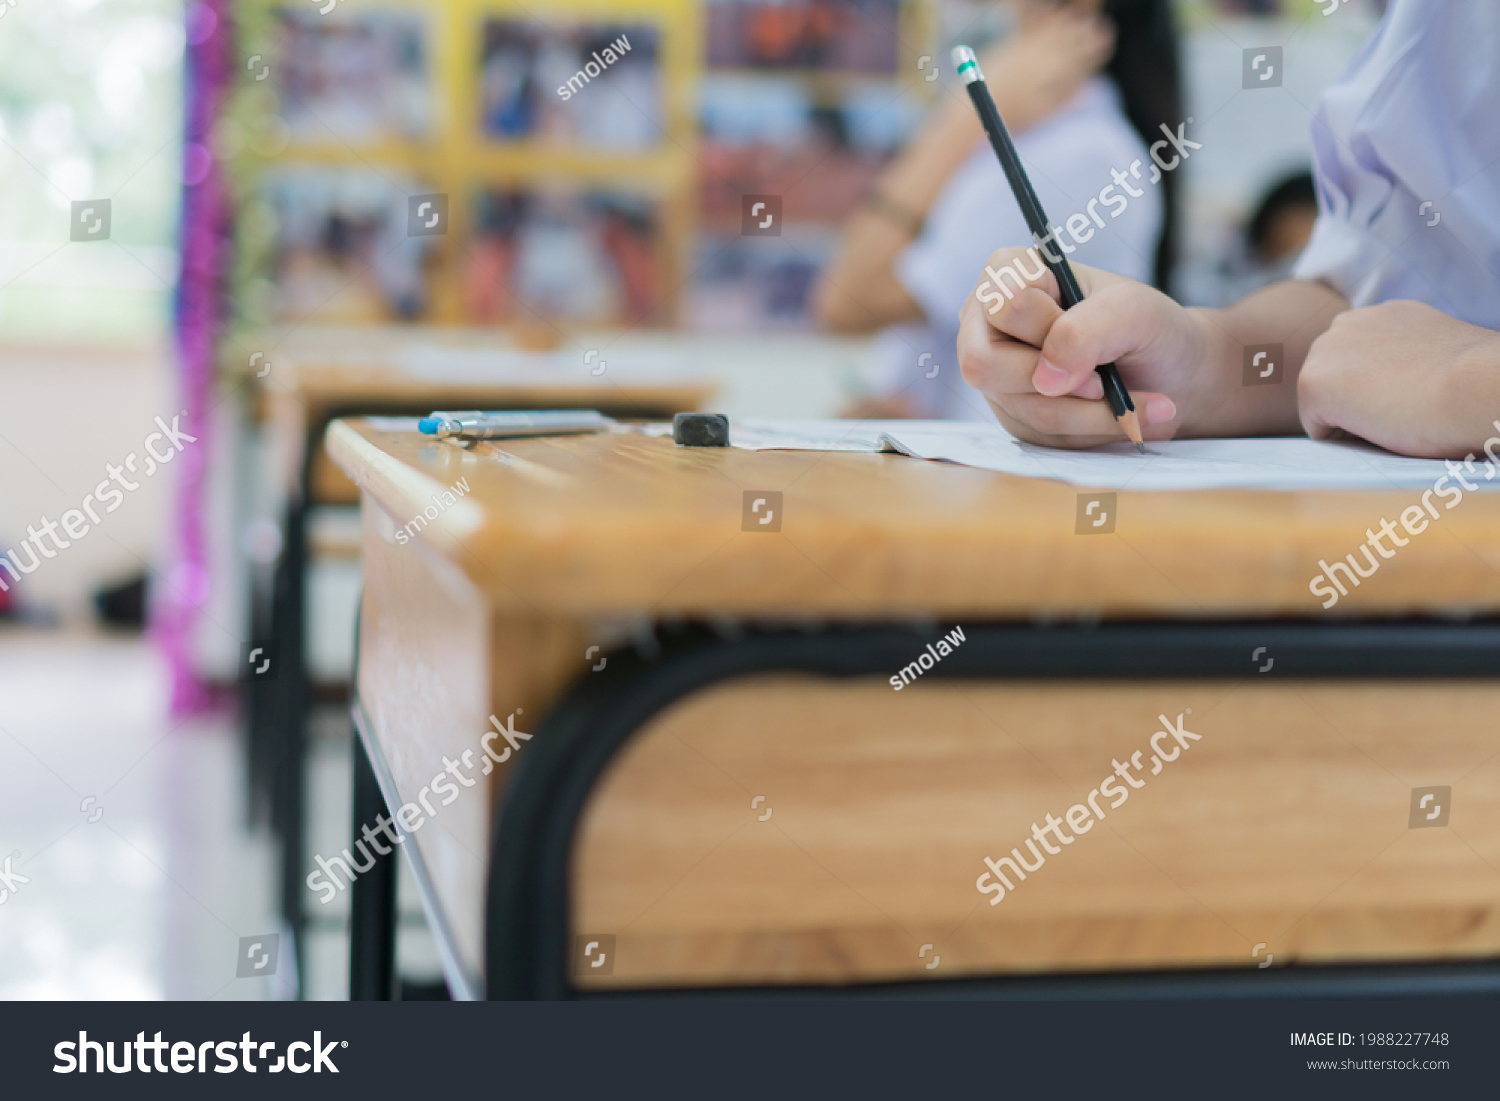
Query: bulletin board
225 0 701 331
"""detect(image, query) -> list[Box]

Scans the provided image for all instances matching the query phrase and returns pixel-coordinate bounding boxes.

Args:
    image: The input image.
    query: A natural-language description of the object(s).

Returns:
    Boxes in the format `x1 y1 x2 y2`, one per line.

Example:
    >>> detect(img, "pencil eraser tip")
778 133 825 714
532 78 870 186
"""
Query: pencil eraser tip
417 416 441 435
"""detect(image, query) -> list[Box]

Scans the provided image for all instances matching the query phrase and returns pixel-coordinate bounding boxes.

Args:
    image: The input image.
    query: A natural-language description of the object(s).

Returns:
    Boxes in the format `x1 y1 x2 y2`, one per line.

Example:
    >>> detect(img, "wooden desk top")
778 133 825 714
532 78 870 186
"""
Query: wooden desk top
328 417 1500 618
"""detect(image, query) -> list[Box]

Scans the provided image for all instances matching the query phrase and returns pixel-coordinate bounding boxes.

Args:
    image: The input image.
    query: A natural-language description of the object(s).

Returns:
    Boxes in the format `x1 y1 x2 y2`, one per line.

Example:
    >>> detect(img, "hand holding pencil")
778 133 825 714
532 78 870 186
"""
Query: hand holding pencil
951 45 1152 451
951 44 1185 452
957 249 1187 448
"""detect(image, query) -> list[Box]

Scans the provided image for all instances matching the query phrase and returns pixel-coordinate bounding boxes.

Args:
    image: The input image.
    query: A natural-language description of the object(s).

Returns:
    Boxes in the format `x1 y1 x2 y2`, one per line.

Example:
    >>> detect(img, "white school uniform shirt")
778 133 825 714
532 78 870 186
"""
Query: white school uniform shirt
876 76 1162 421
1293 0 1500 329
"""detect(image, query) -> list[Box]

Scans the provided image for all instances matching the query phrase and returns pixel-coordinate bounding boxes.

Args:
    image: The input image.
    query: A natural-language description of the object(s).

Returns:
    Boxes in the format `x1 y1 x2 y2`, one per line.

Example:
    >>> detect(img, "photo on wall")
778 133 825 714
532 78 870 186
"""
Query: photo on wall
466 186 664 325
478 20 663 150
704 0 901 73
260 164 439 323
690 78 918 328
272 8 432 143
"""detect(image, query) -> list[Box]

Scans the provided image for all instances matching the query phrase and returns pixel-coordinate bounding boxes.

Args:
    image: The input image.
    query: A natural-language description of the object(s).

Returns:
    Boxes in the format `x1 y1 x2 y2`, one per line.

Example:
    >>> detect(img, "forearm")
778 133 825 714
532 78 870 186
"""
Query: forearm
813 105 979 333
1179 279 1348 438
811 210 924 333
877 98 986 215
815 65 1088 334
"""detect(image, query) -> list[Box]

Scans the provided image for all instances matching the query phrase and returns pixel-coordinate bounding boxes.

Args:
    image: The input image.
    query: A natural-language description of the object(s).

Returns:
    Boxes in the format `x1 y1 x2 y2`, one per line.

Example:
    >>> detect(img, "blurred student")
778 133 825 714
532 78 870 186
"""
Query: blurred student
1190 170 1319 308
1248 172 1318 270
957 0 1500 460
813 0 1181 420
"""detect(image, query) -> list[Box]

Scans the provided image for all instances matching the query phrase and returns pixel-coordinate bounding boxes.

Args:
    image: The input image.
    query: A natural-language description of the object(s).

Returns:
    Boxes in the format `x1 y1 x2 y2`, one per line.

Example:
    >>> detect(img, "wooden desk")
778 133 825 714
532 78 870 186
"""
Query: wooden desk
327 417 1500 999
246 335 711 995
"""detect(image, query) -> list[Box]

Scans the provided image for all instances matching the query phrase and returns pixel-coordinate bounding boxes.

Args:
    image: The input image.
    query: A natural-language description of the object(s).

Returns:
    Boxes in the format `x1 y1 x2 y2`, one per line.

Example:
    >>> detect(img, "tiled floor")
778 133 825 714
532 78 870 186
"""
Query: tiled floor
0 627 441 1000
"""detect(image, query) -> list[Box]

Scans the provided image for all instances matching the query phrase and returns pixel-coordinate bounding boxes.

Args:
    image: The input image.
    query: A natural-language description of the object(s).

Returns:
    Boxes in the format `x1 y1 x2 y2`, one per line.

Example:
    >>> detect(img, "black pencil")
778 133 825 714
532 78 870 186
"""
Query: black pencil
952 45 1145 452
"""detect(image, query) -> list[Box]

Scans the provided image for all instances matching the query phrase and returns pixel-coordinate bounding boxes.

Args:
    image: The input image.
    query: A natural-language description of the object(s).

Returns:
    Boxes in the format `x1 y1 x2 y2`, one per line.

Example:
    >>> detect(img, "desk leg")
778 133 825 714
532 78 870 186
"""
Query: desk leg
269 498 308 993
244 560 276 829
349 731 398 1000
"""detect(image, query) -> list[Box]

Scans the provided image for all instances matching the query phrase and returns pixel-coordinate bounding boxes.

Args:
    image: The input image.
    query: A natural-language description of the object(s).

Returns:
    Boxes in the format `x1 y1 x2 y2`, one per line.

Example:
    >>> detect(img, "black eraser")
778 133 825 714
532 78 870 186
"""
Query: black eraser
673 412 730 447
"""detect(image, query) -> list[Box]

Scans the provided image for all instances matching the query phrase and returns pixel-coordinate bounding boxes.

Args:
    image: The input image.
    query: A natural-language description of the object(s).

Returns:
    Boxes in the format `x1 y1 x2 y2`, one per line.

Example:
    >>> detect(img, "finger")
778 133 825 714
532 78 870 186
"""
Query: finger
958 313 1048 397
1032 283 1179 397
962 284 1114 403
999 390 1179 445
990 404 1121 452
1070 372 1104 401
1296 342 1351 443
975 250 1061 336
1299 401 1344 442
991 284 1065 348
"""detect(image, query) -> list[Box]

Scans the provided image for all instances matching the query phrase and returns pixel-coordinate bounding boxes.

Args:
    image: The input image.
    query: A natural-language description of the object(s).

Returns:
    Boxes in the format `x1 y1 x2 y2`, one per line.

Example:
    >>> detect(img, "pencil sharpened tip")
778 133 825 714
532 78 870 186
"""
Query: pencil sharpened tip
1117 408 1145 454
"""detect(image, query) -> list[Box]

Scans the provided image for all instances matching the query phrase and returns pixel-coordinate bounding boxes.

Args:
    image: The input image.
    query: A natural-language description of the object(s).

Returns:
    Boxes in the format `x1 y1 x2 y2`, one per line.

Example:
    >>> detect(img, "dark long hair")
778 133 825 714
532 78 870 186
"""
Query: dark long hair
1103 0 1183 292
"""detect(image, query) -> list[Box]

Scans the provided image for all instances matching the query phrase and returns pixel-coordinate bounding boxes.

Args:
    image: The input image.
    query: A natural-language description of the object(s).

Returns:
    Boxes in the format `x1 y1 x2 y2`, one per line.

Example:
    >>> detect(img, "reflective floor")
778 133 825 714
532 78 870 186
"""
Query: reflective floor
0 629 282 998
0 629 440 1000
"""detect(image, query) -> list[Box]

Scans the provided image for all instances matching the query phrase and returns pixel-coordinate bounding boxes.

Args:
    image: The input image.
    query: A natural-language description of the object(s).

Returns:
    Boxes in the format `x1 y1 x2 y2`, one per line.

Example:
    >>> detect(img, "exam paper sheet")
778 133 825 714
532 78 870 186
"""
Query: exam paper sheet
729 419 1491 491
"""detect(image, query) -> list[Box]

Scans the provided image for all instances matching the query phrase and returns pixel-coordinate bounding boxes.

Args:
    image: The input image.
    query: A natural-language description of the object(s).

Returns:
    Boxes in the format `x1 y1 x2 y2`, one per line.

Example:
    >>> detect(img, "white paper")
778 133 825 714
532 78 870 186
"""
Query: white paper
730 419 1497 491
730 419 897 452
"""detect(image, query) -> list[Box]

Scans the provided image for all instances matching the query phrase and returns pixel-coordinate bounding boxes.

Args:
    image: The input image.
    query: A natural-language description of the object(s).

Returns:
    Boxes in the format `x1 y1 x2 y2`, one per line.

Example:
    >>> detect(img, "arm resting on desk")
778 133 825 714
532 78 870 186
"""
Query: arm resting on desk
957 264 1347 447
961 253 1500 459
1295 299 1500 459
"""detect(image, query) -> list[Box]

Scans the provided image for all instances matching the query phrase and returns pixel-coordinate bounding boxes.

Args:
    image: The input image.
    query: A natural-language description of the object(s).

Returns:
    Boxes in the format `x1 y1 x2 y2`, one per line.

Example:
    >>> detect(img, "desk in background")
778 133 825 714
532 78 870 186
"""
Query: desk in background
326 416 1500 1000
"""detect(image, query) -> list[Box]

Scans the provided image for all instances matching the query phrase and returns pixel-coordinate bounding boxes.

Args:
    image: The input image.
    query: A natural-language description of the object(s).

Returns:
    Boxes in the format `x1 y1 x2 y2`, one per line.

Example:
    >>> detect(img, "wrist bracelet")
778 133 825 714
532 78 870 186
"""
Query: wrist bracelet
862 190 925 237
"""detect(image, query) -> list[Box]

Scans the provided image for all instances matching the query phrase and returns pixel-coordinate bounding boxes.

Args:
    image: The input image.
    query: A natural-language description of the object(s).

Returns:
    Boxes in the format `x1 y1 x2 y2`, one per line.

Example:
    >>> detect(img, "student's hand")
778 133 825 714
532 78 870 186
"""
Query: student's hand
981 7 1115 133
957 247 1199 447
1298 300 1500 459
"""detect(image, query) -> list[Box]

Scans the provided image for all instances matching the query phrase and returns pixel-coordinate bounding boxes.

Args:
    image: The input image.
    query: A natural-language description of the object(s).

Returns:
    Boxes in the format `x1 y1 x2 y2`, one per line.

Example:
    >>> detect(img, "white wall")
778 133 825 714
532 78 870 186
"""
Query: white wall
0 344 173 622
